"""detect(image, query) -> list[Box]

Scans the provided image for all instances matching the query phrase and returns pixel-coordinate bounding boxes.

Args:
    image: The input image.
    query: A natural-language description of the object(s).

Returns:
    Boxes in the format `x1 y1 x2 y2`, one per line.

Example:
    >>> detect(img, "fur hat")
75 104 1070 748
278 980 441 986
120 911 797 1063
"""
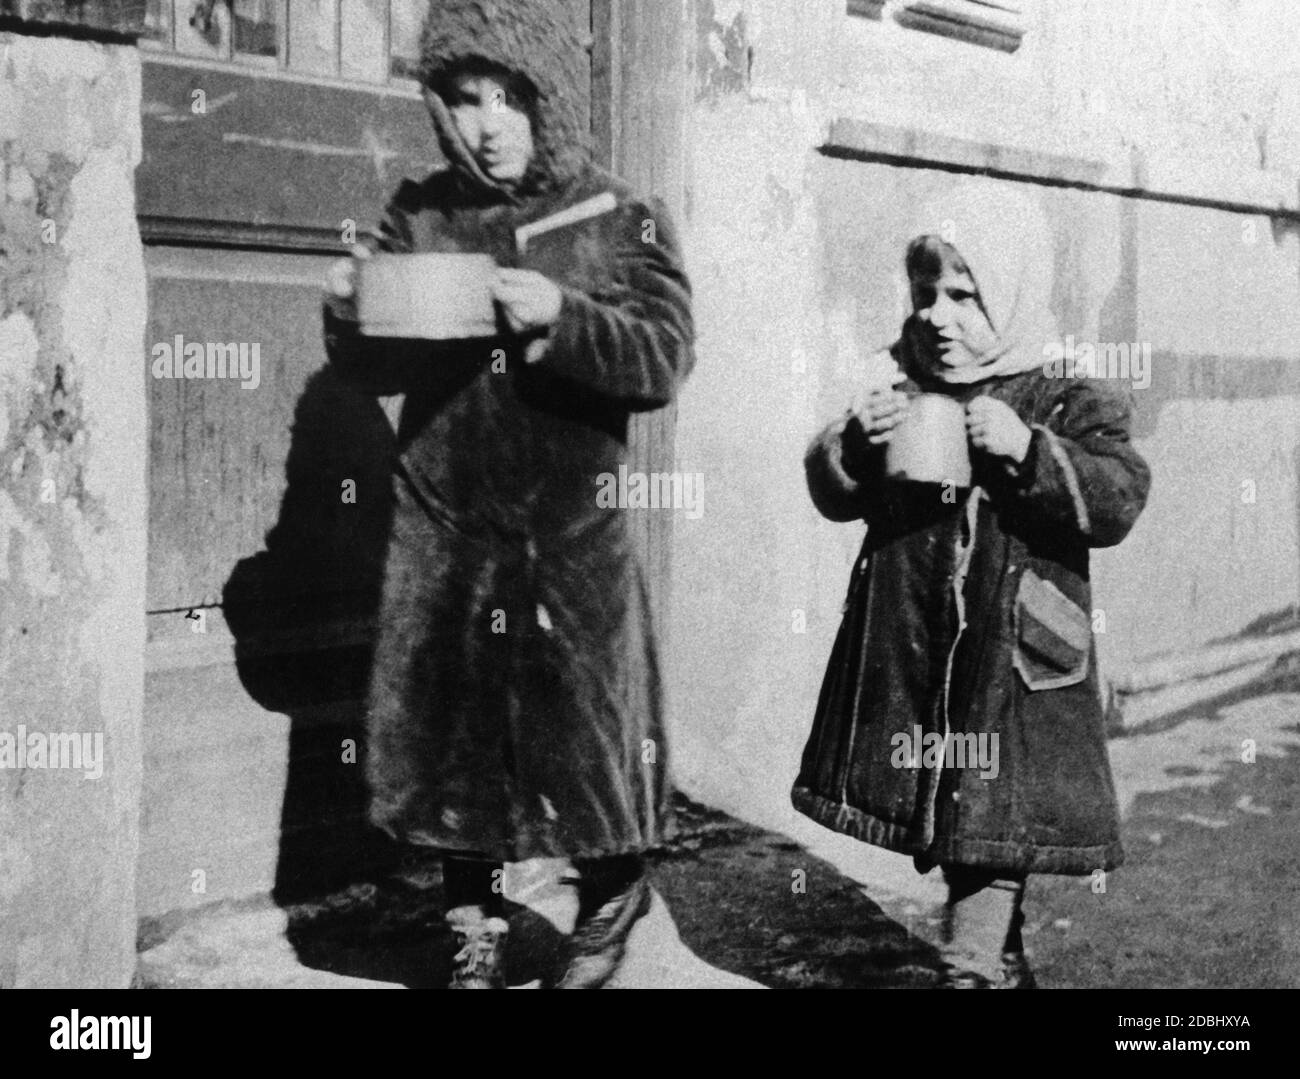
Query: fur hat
418 0 591 190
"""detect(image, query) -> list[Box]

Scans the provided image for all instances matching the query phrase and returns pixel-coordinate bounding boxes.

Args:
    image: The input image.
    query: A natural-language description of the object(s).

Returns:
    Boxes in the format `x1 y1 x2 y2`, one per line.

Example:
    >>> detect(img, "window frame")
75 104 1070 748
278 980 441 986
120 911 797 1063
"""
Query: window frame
140 0 426 88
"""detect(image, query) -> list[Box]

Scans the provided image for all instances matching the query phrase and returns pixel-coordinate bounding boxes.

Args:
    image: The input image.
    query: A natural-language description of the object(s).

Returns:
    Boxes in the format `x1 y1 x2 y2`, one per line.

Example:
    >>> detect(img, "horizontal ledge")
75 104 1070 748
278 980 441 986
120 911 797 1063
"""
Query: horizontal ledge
1114 627 1300 696
824 115 1104 183
847 1 1025 50
139 215 349 254
141 50 424 99
894 4 1024 53
1114 657 1285 732
822 117 1300 220
0 13 145 44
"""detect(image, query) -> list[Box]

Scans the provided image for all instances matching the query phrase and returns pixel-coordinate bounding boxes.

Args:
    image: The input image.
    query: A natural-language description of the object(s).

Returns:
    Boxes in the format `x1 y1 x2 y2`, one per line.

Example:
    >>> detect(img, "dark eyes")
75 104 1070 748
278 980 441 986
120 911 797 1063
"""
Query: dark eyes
448 89 515 109
913 287 977 306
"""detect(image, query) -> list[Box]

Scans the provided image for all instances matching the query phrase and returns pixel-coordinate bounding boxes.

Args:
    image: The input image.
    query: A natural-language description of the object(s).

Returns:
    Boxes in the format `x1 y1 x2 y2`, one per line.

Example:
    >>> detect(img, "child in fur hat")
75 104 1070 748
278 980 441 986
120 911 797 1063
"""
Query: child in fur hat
324 0 694 988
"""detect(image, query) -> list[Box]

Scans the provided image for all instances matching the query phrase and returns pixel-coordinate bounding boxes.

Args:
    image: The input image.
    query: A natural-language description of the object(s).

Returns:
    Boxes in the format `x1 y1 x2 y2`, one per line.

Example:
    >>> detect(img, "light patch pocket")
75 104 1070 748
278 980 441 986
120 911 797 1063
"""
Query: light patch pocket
1012 567 1091 691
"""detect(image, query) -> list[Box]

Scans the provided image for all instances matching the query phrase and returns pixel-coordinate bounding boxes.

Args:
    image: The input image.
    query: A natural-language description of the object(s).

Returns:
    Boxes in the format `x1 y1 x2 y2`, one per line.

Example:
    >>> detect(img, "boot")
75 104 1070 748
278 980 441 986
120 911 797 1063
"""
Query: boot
555 876 652 989
936 968 993 989
936 953 1037 989
445 906 509 989
999 949 1038 989
998 880 1037 988
937 873 1022 988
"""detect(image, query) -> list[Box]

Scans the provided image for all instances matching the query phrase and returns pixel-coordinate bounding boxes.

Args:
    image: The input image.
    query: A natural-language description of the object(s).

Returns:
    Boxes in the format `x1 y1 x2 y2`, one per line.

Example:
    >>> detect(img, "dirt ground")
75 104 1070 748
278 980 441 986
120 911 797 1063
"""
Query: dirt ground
656 670 1300 990
137 669 1300 990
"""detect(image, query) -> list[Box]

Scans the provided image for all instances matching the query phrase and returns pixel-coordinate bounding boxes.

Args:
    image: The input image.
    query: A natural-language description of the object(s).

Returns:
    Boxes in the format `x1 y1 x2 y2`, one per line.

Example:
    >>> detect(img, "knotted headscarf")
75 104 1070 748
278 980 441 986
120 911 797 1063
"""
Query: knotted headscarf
894 178 1060 386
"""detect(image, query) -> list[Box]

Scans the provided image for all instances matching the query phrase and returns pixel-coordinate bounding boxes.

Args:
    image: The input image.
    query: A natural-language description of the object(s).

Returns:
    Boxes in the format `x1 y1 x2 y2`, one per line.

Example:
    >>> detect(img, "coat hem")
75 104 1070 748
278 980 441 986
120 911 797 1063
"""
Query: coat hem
791 786 1123 875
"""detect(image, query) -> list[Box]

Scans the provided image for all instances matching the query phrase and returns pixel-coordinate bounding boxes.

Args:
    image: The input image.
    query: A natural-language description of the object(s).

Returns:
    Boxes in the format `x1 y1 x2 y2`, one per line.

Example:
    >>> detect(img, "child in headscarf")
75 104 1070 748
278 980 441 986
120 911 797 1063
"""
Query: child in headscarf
793 179 1151 987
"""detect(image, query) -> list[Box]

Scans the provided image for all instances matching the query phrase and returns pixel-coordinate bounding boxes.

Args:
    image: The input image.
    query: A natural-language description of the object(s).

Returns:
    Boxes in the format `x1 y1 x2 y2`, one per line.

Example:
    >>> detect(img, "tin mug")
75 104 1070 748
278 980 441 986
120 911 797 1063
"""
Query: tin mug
884 392 972 487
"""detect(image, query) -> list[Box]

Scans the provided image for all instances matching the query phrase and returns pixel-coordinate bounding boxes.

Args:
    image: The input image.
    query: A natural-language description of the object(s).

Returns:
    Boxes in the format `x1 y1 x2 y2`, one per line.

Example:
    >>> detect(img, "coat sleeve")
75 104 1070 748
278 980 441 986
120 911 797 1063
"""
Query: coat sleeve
323 186 439 395
532 197 695 411
996 381 1151 548
805 412 888 522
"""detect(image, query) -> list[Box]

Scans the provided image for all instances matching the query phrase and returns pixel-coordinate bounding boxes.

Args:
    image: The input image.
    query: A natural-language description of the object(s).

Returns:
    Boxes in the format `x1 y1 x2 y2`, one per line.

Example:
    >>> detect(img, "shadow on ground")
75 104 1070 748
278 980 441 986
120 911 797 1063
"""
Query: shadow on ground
649 799 945 989
1027 718 1300 989
252 795 944 989
203 367 941 988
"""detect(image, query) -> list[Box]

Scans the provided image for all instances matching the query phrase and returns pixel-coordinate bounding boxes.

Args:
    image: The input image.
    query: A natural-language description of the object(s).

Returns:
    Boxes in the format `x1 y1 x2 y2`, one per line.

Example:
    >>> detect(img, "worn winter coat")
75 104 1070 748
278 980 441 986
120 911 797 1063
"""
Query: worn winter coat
792 180 1150 875
324 1 694 861
794 370 1149 874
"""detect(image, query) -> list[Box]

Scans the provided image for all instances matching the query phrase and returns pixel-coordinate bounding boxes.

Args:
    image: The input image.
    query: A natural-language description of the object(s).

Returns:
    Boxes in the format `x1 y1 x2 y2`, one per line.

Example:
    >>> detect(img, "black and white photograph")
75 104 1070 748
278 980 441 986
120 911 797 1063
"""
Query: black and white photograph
0 0 1296 1042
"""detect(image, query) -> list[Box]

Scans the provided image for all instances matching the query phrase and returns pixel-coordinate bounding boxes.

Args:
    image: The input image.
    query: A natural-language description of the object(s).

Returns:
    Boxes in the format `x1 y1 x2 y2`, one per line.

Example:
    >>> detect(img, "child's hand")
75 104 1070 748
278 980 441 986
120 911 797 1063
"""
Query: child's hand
966 396 1032 463
324 244 372 322
849 387 909 446
494 268 563 337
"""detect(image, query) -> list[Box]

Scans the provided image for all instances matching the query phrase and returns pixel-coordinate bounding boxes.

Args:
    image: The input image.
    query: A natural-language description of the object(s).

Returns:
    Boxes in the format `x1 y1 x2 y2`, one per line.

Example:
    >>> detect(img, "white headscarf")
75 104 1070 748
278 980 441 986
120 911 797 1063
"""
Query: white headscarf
898 178 1060 385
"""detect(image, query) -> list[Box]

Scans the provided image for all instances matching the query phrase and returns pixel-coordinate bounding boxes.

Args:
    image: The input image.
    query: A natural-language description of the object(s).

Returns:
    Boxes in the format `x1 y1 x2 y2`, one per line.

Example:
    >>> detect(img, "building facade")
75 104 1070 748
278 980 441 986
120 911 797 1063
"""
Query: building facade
2 0 1298 985
668 0 1300 829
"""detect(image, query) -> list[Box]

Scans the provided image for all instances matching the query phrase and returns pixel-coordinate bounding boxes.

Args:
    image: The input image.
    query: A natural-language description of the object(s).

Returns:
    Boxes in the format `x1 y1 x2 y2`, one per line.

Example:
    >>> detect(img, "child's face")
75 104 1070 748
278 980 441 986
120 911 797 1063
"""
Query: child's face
908 244 1000 373
443 72 535 184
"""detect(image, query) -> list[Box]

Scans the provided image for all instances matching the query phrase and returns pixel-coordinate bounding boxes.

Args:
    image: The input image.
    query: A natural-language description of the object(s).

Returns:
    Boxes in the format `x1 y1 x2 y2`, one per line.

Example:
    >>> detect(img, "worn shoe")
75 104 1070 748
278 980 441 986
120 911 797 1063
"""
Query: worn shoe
445 907 509 989
999 949 1038 989
555 877 652 989
936 952 1037 989
936 967 993 988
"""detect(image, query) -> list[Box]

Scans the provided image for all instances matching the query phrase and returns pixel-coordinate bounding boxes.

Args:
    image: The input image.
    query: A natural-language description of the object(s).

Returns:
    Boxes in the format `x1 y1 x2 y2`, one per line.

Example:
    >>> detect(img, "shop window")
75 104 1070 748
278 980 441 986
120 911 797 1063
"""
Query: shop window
389 0 425 82
141 0 430 84
340 0 388 82
175 0 231 58
232 0 280 61
286 0 337 76
143 0 174 45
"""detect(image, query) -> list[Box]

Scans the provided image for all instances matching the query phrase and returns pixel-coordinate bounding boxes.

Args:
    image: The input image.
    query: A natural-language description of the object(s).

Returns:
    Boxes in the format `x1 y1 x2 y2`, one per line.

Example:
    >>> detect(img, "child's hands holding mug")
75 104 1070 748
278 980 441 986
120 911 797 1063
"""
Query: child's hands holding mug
846 358 909 448
849 387 910 446
966 396 1032 464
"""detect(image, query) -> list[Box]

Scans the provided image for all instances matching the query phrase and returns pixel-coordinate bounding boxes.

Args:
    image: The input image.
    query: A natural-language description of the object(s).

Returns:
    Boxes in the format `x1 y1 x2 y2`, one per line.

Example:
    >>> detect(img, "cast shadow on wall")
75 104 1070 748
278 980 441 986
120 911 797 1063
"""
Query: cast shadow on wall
221 365 402 911
219 362 570 985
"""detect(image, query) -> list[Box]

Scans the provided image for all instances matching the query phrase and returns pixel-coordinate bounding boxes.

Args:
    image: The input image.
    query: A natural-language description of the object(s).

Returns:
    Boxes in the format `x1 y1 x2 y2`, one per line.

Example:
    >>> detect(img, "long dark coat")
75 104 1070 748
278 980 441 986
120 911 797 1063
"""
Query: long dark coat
793 367 1150 875
324 5 694 862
